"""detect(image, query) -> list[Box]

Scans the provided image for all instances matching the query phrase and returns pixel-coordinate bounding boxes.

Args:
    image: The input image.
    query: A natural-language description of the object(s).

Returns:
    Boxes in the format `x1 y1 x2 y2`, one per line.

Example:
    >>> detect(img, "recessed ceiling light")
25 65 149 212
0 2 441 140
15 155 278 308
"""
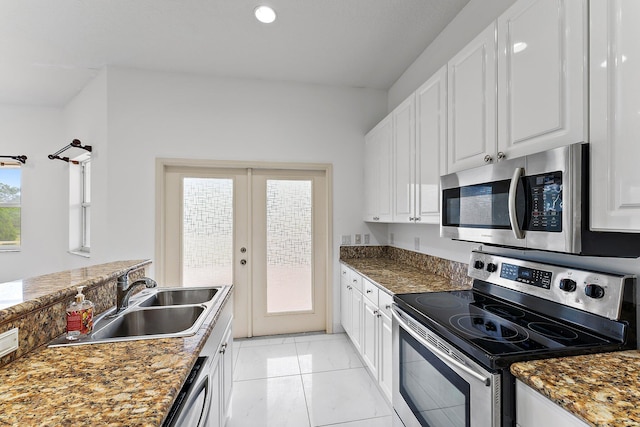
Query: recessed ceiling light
254 5 277 24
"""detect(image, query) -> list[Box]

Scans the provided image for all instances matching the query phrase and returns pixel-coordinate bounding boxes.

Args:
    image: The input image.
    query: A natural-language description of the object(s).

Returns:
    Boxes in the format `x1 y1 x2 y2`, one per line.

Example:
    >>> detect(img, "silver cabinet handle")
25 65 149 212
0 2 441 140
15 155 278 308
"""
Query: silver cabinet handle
508 167 525 240
484 154 493 163
385 305 391 310
240 259 247 265
366 289 372 294
391 306 491 386
497 151 506 161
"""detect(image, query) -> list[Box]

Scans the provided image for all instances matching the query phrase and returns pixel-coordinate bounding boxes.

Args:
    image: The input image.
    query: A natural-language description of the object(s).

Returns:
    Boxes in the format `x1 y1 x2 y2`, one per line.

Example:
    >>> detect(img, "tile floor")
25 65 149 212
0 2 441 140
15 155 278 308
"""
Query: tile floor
227 332 394 427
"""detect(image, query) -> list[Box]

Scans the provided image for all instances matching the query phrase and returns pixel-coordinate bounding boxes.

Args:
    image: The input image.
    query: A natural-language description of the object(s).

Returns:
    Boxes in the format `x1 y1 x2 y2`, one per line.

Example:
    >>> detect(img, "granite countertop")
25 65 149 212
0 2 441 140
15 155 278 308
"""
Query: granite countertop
511 350 640 426
341 257 471 294
0 286 233 427
0 260 151 319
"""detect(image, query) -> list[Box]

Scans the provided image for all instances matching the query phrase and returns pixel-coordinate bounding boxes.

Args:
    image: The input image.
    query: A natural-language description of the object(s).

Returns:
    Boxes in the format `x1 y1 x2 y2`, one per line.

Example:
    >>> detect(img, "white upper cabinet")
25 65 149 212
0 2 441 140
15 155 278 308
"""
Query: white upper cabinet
590 0 640 232
392 67 446 224
392 95 416 223
497 0 587 159
364 116 393 222
416 66 447 223
446 23 498 173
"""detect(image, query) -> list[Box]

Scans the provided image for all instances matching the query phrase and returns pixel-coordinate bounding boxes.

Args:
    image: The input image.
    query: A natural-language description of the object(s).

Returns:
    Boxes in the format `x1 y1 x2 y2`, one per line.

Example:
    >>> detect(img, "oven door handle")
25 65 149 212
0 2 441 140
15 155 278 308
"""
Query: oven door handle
392 307 491 387
508 167 525 240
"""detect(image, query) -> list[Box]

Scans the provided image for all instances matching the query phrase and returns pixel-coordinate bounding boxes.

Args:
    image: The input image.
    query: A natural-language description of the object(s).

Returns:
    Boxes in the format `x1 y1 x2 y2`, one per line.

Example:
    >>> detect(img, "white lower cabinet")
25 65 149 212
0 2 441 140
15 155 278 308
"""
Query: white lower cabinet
340 264 394 402
341 265 363 354
362 296 379 378
516 380 588 427
199 297 233 427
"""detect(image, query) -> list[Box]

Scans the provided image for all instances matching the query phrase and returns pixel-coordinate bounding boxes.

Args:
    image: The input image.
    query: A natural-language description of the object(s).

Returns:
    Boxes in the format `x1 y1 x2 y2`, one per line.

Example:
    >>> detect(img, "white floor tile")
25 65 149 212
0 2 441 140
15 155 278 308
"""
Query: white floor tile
234 343 300 381
323 416 394 427
227 375 310 427
302 368 391 426
237 336 296 347
296 337 363 374
294 332 348 343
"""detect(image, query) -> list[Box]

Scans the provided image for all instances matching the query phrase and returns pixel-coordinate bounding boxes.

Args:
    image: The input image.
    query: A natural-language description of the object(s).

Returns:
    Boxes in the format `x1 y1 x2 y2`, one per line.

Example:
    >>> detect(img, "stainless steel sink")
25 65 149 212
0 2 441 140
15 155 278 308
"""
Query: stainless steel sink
138 288 219 307
91 306 205 339
48 285 230 347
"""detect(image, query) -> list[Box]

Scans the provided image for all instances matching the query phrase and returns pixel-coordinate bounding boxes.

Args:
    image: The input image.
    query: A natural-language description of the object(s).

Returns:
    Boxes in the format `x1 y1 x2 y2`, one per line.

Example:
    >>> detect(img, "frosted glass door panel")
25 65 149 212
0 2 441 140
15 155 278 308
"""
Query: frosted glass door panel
266 179 313 313
182 178 233 285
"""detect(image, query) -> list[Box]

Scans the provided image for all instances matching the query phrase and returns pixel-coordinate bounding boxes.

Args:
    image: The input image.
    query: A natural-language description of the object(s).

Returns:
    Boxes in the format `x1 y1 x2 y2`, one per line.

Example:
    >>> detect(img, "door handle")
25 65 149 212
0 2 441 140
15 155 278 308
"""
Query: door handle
508 167 525 240
391 306 491 386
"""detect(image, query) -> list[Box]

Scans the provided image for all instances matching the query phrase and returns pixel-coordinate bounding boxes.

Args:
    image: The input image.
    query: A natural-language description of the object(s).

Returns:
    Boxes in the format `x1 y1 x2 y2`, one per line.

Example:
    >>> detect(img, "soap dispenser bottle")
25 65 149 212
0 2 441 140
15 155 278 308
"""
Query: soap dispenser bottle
66 286 94 340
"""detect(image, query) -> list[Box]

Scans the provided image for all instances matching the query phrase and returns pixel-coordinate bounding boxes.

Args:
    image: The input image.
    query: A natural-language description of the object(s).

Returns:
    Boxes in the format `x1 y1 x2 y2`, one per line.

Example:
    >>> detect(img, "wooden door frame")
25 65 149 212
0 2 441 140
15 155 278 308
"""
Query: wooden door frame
155 158 334 334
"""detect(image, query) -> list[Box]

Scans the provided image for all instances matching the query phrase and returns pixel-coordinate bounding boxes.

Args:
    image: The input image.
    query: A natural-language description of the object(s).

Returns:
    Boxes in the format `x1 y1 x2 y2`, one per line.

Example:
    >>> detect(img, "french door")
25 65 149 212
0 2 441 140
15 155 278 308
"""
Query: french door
159 163 329 338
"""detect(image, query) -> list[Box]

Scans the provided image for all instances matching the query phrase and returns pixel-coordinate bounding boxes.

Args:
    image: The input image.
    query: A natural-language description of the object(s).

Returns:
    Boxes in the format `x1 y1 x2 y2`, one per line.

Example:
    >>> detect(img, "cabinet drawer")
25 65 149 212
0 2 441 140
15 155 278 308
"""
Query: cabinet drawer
340 265 350 285
379 291 393 318
362 279 379 305
350 271 363 292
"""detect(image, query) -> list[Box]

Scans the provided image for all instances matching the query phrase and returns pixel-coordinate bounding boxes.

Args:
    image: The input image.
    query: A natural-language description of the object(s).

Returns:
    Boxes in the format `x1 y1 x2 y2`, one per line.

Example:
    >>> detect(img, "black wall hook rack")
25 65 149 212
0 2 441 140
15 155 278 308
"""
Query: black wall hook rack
0 155 27 164
48 139 92 164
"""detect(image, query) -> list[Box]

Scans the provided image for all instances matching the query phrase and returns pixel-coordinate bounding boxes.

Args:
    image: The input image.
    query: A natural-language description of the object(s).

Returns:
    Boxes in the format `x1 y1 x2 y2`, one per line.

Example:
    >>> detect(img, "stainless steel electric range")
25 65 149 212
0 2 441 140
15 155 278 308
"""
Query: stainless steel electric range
392 250 636 427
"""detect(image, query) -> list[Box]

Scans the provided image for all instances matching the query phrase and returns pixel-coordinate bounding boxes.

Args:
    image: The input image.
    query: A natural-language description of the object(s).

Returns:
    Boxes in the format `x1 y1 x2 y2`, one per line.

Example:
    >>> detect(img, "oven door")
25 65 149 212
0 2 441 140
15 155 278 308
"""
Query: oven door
392 306 501 427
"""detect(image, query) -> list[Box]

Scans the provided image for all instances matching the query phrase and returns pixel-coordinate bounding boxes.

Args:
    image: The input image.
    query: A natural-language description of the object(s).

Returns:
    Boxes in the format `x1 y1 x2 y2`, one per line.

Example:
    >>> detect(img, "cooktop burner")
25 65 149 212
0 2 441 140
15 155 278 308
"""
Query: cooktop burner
449 313 530 343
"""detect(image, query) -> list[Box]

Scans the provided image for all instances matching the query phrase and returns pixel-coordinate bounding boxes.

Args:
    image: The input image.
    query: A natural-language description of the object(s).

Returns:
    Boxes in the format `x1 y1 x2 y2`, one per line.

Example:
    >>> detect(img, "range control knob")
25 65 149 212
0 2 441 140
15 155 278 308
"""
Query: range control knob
486 263 498 273
585 284 605 299
474 260 485 270
559 278 577 292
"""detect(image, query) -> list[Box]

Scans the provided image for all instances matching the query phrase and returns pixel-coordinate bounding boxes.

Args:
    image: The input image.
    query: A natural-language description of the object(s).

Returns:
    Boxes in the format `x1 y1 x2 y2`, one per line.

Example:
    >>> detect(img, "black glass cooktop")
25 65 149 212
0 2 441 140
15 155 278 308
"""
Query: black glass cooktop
394 290 617 364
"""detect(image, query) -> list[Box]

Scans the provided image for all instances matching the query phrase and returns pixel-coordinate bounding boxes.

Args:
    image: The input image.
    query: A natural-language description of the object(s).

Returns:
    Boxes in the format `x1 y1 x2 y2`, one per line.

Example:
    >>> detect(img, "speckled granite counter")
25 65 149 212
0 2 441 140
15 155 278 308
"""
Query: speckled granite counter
0 285 233 427
511 350 640 426
340 246 472 294
0 260 151 367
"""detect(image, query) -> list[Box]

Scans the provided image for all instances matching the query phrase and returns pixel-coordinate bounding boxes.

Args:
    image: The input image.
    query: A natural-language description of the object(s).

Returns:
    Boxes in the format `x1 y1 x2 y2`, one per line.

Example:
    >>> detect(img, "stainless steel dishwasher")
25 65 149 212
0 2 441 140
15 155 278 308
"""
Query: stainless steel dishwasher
162 356 212 427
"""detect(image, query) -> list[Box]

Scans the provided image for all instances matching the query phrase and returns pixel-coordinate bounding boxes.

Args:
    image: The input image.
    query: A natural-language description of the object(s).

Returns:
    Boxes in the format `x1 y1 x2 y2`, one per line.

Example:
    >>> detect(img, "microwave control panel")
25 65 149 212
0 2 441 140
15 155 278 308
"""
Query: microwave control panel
526 171 563 232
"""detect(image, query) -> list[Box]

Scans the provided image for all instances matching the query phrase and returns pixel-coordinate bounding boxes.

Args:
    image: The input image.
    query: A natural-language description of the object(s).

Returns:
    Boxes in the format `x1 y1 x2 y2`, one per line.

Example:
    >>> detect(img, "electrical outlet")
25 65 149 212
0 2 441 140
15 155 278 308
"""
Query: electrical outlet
341 235 352 245
414 237 420 250
364 234 370 244
389 233 394 245
0 328 18 359
355 234 362 244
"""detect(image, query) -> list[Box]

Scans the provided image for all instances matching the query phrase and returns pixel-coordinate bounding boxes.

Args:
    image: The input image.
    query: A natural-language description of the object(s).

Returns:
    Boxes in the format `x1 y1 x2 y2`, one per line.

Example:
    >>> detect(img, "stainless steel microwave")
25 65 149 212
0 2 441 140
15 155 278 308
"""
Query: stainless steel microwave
440 143 584 254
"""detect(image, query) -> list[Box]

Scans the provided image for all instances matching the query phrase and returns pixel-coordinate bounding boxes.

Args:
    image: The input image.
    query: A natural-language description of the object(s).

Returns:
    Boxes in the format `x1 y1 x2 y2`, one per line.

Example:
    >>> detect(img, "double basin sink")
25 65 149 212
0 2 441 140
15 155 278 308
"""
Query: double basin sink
49 286 229 347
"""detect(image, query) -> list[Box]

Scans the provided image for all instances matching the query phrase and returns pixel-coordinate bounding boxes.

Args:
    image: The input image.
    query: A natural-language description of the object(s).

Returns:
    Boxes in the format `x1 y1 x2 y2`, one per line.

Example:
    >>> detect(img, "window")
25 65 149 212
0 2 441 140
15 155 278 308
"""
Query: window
0 164 21 251
69 155 90 256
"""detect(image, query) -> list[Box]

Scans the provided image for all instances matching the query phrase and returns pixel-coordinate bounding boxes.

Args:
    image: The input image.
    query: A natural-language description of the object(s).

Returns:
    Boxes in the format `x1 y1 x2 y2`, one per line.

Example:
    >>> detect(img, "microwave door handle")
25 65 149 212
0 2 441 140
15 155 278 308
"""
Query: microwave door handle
391 307 491 386
508 167 525 240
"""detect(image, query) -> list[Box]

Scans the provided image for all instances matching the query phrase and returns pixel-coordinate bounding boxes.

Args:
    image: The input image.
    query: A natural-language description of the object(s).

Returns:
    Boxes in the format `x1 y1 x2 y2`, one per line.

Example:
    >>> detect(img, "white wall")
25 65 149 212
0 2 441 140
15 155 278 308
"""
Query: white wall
0 105 69 281
102 67 386 331
388 0 516 111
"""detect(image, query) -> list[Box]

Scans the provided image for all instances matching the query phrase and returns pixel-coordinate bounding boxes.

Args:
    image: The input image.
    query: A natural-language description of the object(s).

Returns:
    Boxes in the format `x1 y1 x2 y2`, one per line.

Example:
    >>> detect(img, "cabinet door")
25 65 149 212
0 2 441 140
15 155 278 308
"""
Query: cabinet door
416 66 446 223
209 354 222 427
350 287 363 353
590 0 640 232
340 279 352 336
378 312 393 402
516 380 589 427
393 95 416 223
361 297 379 378
364 116 393 222
221 321 233 421
447 23 497 173
498 0 586 159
